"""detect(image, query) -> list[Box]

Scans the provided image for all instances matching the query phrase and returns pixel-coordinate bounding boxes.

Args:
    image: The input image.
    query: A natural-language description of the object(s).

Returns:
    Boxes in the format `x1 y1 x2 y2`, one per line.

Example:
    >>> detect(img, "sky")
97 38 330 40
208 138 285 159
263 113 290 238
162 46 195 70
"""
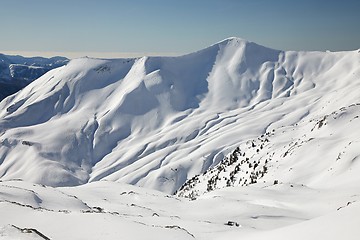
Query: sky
0 0 359 58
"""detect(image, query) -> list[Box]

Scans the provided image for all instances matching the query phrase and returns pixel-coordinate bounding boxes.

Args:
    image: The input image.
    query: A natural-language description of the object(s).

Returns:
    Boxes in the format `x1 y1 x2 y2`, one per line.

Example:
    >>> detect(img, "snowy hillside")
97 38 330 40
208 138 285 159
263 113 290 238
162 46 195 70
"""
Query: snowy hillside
177 103 360 199
0 37 359 240
0 37 359 195
0 54 68 100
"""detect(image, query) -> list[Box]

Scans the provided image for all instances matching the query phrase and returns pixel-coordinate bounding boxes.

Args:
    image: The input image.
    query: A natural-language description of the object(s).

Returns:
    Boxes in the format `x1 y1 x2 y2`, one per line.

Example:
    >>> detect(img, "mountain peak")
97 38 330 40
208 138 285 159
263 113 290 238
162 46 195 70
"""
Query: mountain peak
218 36 248 43
201 37 279 56
210 37 249 48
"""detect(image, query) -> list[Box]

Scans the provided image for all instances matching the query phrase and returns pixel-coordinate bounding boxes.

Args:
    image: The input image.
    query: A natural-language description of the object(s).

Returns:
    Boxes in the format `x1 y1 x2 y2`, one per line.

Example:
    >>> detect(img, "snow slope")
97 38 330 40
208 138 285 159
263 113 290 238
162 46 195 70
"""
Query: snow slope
177 103 360 198
0 37 359 195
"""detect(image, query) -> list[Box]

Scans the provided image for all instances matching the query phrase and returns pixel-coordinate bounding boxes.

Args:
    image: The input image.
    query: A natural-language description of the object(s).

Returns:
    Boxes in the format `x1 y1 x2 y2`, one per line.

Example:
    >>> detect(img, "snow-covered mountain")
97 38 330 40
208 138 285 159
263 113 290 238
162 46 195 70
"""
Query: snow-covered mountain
0 37 359 194
0 54 68 100
0 37 359 240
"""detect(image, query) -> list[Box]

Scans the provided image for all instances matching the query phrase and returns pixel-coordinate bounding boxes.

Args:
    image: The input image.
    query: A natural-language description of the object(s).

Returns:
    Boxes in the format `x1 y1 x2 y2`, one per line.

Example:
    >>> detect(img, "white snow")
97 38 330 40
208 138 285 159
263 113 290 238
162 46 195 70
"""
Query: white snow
0 37 359 239
0 180 359 240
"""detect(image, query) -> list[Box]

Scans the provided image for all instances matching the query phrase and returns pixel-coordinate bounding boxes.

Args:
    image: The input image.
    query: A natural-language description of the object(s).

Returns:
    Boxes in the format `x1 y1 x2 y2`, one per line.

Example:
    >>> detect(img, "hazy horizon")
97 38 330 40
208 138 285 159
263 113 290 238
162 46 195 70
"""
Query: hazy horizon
1 0 359 58
0 50 182 59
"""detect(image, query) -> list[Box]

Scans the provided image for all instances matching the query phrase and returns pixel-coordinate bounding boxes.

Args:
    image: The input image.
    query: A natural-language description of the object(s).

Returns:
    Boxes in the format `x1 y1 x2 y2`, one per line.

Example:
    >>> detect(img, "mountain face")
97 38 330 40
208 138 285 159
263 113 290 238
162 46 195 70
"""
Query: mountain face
0 54 68 100
0 37 359 195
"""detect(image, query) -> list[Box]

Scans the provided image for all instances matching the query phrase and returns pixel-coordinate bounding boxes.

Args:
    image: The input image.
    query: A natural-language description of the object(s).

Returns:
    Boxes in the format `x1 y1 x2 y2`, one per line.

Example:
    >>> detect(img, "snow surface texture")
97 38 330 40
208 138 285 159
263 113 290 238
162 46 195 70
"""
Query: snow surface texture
0 37 360 239
0 54 68 101
0 180 359 240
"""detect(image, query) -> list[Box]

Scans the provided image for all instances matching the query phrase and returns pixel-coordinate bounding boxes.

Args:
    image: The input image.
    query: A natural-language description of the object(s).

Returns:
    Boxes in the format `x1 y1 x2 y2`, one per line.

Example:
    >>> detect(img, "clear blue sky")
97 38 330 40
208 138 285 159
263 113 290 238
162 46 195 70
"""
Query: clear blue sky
1 0 359 57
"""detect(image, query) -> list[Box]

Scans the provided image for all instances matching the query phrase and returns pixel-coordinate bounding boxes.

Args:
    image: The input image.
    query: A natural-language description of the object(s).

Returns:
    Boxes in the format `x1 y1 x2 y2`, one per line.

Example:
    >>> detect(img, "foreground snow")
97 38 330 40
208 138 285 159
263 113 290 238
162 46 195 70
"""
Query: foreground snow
0 180 359 240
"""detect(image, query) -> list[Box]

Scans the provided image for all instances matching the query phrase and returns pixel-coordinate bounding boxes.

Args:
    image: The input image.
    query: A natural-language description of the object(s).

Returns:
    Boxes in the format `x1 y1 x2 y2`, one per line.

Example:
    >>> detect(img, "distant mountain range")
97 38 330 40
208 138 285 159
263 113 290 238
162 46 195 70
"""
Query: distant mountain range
0 53 68 100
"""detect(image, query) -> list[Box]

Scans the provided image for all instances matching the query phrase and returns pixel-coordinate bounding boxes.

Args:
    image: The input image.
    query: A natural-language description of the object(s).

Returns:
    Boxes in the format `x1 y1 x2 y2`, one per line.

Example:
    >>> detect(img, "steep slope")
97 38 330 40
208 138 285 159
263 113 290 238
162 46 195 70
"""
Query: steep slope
0 54 68 100
177 103 360 199
0 38 359 195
